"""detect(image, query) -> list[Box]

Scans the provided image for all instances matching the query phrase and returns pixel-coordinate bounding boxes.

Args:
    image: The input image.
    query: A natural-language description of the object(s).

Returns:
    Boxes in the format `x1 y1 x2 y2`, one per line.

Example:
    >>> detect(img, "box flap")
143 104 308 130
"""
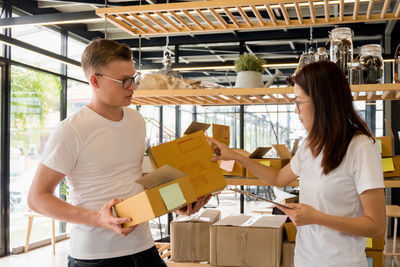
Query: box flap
184 121 210 135
249 147 271 159
234 149 251 157
212 124 230 146
174 209 220 223
135 165 186 189
273 144 292 159
213 214 287 228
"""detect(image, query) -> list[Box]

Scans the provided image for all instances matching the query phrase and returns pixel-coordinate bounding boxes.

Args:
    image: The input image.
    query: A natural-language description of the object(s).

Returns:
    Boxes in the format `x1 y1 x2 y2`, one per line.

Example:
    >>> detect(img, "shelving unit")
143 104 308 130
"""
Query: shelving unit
96 0 400 37
132 83 400 105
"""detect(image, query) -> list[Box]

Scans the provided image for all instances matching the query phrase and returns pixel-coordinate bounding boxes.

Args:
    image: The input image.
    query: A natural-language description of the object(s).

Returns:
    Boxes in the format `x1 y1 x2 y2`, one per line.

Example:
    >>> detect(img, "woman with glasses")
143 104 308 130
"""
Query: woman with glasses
209 61 385 267
28 38 209 267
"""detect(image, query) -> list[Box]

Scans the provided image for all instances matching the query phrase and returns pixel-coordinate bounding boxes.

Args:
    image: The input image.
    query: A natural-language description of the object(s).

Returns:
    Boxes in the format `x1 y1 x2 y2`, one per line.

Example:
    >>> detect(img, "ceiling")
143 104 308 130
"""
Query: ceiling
3 0 400 86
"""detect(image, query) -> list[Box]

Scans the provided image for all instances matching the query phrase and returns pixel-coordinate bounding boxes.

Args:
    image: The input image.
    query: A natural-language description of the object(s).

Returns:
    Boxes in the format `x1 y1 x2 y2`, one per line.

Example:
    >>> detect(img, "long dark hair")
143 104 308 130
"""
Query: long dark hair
294 61 373 175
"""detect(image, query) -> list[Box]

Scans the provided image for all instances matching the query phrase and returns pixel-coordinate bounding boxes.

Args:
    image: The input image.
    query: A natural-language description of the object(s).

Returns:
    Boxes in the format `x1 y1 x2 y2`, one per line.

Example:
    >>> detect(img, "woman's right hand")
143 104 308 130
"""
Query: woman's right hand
207 137 241 162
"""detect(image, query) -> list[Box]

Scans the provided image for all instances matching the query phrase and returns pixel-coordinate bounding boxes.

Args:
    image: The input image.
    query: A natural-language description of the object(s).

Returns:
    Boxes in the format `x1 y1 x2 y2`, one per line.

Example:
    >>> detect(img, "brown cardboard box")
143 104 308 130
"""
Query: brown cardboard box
166 262 213 267
219 149 251 176
375 119 395 157
212 124 230 146
115 165 198 227
383 156 400 178
281 241 295 267
150 131 226 198
366 237 385 251
184 121 210 135
246 145 291 178
171 209 221 262
284 222 297 242
210 214 287 267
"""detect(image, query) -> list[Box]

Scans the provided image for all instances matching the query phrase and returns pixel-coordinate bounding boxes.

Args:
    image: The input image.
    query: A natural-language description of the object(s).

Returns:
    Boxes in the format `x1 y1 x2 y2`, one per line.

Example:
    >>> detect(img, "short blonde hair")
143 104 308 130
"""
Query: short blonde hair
81 38 132 79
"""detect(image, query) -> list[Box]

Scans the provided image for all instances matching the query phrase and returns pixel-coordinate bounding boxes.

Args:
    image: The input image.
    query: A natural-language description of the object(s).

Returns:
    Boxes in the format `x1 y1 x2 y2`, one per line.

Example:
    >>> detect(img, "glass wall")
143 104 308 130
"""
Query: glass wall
9 66 62 248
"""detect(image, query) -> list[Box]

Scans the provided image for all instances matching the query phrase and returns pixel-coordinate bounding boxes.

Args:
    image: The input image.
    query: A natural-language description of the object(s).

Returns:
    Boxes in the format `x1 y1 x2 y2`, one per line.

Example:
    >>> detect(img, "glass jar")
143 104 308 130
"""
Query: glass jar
395 43 400 83
330 27 353 76
298 48 316 70
347 61 362 85
315 47 329 62
360 44 384 84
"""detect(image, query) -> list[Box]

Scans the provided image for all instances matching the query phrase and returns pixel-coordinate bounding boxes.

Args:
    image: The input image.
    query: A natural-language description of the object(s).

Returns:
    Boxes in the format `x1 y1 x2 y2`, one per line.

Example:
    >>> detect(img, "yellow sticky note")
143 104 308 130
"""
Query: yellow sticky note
366 238 372 249
159 183 186 211
382 158 395 172
259 160 271 167
375 139 382 154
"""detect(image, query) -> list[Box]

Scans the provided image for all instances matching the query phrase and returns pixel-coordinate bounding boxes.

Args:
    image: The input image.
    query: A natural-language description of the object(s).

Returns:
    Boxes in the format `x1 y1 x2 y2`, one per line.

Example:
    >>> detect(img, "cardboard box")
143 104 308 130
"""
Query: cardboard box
366 237 385 251
166 262 212 267
219 149 250 176
171 209 221 262
246 145 291 178
210 214 287 267
150 131 226 198
184 121 210 135
375 119 395 157
115 165 198 227
284 222 297 242
383 156 400 178
212 124 230 146
281 241 295 267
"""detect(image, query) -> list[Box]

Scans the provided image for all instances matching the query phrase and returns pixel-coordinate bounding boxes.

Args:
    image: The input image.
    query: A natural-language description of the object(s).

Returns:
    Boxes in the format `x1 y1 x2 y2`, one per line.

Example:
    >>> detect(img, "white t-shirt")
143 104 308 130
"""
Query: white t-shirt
290 134 384 267
41 106 154 260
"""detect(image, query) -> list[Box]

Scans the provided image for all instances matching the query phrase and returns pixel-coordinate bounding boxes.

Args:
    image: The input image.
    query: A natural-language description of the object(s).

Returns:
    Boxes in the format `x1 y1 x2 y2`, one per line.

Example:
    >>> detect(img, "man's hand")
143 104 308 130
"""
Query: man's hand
174 195 212 216
95 198 138 236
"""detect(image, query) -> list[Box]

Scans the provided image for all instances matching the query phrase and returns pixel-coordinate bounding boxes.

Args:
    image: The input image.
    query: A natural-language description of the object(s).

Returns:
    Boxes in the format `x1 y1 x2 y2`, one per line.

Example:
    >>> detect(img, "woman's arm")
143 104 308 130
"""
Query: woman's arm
279 188 386 239
208 137 298 187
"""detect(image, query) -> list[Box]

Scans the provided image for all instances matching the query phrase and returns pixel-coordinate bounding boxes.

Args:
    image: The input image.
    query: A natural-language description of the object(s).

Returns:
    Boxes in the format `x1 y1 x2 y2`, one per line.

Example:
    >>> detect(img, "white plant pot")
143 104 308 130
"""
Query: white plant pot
235 71 263 88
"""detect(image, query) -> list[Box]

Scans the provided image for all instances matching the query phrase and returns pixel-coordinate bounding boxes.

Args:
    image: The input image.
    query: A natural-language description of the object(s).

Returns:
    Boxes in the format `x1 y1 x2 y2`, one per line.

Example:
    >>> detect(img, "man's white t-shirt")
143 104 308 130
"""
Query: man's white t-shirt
41 106 154 260
290 134 384 267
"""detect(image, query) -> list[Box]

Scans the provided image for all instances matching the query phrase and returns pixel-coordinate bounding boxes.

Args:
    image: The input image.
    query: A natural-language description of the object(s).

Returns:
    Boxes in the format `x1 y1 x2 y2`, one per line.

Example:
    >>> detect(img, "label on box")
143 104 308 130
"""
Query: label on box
159 183 186 210
382 158 395 172
240 215 263 227
219 160 235 172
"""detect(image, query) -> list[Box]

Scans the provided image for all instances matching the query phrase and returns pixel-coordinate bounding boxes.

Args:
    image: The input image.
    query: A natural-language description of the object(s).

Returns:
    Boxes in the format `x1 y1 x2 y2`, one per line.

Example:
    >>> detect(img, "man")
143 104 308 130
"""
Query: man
28 38 209 267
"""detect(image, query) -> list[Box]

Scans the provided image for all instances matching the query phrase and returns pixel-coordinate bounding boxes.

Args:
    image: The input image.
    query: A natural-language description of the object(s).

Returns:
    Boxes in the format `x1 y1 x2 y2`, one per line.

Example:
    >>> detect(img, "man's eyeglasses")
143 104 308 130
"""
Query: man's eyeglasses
294 98 311 111
95 72 141 89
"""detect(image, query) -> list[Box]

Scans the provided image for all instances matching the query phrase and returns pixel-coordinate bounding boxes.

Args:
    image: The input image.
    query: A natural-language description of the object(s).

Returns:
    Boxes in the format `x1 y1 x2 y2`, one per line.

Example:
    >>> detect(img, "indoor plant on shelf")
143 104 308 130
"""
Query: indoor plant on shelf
234 54 266 88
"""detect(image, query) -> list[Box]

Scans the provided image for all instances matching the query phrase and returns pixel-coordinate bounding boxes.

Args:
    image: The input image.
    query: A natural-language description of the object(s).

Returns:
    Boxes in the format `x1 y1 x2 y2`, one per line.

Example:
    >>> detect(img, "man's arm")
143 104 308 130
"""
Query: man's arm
28 163 136 236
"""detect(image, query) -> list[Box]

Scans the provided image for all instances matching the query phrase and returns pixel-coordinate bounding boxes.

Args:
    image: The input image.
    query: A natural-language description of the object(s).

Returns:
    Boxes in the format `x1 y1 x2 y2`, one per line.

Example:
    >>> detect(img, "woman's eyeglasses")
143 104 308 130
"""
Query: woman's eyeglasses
95 72 141 89
294 98 311 110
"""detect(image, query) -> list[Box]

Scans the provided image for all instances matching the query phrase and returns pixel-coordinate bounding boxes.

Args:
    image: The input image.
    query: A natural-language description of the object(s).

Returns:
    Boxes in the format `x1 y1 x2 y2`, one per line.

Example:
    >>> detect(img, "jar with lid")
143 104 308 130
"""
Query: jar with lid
329 27 353 76
360 44 384 84
347 61 362 85
315 47 329 62
297 48 316 70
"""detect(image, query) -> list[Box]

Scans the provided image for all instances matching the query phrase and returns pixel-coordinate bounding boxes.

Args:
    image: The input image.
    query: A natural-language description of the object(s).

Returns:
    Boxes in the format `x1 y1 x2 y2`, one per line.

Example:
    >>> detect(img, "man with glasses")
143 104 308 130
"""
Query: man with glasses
28 38 209 267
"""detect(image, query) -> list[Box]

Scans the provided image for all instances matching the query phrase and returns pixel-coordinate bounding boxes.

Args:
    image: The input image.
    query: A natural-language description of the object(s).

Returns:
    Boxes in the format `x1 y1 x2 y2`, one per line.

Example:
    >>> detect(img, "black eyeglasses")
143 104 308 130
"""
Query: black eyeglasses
95 72 141 89
293 98 311 111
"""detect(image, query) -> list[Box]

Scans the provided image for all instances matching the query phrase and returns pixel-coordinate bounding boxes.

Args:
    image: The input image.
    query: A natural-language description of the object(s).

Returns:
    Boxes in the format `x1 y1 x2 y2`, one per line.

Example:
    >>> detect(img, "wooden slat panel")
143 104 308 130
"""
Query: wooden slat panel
223 95 241 104
250 5 265 26
239 95 253 103
382 90 391 99
237 6 252 27
294 2 303 24
279 3 291 25
106 15 139 35
265 4 277 26
208 8 229 29
380 0 390 19
324 0 330 22
367 0 375 20
353 0 360 20
168 11 192 30
254 95 267 104
281 93 292 103
195 9 216 29
267 94 278 102
308 1 316 24
155 11 181 31
396 3 400 17
142 12 169 32
119 14 147 34
182 10 203 30
367 90 375 100
223 7 240 28
396 91 400 99
129 13 158 33
339 0 344 22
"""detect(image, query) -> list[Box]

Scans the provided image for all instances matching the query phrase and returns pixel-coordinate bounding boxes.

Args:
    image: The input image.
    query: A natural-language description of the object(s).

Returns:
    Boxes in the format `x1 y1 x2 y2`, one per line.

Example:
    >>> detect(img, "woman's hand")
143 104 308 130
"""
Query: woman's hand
276 203 320 226
207 137 240 162
95 198 138 236
174 195 212 216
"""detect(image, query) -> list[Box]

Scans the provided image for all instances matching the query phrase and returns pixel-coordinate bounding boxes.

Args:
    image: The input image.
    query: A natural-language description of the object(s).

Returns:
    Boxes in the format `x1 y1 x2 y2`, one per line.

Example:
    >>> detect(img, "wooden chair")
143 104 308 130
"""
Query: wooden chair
24 212 56 255
156 242 171 261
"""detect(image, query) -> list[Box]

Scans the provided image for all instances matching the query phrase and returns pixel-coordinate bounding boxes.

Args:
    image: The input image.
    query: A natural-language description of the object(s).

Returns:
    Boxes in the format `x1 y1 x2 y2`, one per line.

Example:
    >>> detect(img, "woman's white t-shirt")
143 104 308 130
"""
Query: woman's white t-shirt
290 134 384 267
41 106 154 260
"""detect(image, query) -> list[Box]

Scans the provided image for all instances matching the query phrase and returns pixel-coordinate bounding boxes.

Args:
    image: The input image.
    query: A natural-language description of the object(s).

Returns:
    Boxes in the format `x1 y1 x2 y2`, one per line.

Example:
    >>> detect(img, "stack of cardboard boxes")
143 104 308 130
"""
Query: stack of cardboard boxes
378 121 400 178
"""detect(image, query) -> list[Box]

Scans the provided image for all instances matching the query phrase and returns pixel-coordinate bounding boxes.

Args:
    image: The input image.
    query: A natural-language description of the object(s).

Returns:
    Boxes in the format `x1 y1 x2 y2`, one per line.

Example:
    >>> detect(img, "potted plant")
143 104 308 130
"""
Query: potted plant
234 54 266 88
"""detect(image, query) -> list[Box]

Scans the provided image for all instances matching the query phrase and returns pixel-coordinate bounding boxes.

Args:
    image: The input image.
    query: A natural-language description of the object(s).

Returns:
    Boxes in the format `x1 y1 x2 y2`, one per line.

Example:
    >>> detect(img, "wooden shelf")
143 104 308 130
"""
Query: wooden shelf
131 83 400 105
96 0 400 37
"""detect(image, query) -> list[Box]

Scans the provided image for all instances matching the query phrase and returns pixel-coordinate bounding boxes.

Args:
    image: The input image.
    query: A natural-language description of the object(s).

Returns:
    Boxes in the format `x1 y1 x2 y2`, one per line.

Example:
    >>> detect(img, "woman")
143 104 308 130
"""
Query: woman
209 61 386 267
